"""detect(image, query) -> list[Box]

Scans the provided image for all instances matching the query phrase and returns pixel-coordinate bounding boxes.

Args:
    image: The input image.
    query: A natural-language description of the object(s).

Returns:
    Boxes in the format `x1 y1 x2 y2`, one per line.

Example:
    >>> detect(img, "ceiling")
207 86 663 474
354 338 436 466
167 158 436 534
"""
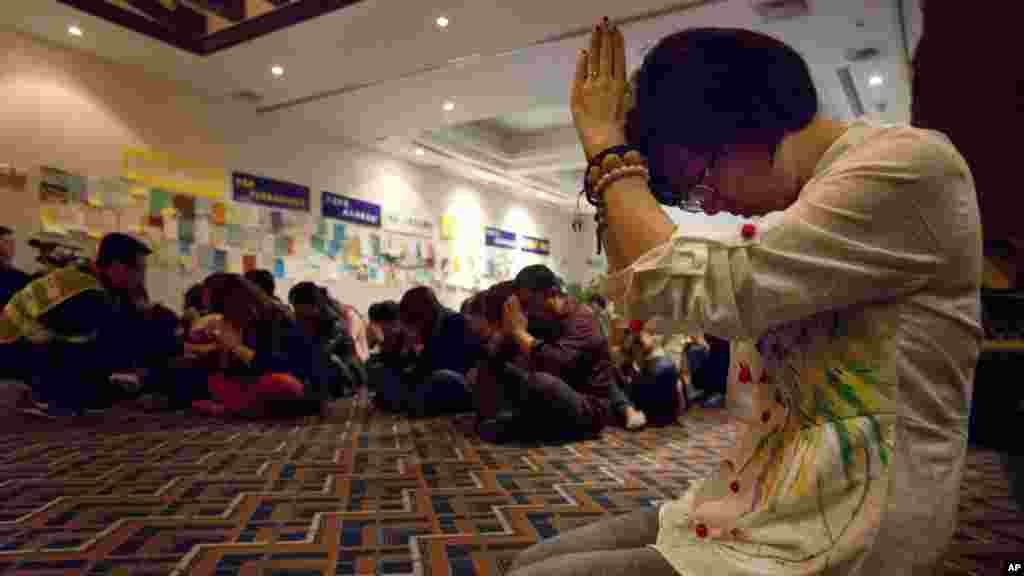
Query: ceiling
2 0 916 211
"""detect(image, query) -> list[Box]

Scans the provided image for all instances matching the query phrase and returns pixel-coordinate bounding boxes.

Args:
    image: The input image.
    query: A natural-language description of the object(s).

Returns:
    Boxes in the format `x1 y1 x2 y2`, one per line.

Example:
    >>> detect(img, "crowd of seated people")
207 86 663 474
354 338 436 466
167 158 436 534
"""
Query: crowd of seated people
0 232 687 438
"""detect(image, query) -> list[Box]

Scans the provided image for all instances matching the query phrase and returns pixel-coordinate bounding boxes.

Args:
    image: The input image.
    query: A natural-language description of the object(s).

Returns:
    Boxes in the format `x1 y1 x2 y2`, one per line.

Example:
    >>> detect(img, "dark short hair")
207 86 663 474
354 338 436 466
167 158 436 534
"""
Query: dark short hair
628 28 818 185
514 264 564 294
368 301 400 323
0 226 12 237
484 281 517 324
96 233 151 267
288 281 322 307
399 286 441 326
244 269 275 296
184 283 205 310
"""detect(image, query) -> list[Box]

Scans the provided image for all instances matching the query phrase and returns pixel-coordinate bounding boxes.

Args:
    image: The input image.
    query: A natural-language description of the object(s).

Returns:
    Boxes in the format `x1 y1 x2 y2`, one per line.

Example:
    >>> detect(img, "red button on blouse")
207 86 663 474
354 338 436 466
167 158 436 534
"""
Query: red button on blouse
695 523 709 538
741 223 757 239
729 481 740 493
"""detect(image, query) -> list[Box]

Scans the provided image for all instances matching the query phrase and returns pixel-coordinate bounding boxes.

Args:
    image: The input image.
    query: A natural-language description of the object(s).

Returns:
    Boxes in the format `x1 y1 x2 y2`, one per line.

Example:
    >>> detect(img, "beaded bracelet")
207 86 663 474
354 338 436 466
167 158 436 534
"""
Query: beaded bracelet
583 145 647 207
593 165 650 198
581 144 650 255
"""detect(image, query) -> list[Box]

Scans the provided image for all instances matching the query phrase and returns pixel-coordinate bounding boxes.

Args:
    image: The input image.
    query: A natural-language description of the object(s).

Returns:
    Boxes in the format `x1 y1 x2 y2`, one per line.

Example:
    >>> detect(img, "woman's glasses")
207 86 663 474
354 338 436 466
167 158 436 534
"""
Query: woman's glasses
679 153 718 213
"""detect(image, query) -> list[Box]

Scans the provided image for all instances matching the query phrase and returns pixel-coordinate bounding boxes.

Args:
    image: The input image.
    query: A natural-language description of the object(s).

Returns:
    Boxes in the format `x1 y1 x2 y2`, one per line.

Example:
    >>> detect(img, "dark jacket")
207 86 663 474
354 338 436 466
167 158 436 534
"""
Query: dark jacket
236 316 331 402
525 302 617 425
0 266 31 310
412 309 481 379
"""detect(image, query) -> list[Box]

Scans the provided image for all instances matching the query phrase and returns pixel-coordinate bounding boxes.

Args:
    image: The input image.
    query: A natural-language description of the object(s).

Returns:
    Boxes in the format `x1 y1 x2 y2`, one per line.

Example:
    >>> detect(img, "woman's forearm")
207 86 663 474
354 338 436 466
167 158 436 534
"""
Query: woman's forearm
602 175 675 273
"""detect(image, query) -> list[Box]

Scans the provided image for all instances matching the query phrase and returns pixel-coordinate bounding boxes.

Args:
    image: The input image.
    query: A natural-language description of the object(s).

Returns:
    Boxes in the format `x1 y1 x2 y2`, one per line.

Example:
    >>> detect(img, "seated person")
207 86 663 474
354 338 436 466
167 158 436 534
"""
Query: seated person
243 269 281 303
288 282 364 398
322 288 370 363
0 226 31 309
620 319 681 427
365 300 415 407
692 334 729 408
189 273 330 418
0 233 157 417
475 266 641 443
181 283 207 328
396 286 480 417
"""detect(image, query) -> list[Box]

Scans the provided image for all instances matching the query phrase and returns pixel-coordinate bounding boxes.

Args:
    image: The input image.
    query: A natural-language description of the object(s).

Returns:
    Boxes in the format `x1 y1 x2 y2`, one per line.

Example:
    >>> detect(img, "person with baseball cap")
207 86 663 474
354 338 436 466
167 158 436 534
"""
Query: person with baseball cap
475 265 646 443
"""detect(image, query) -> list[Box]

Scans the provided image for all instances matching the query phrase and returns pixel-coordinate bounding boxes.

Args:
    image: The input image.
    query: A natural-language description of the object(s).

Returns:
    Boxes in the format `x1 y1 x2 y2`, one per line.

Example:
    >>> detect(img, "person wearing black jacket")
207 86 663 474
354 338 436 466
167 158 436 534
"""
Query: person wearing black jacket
398 286 482 417
288 282 364 398
366 300 416 411
0 226 30 309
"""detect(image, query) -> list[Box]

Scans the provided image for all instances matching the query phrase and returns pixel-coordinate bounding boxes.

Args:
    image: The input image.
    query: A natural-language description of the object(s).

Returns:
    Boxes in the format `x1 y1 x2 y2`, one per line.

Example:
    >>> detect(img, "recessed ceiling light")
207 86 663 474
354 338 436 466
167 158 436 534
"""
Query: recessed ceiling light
415 148 425 156
443 101 455 112
271 65 284 77
436 16 450 28
68 25 83 37
868 74 883 87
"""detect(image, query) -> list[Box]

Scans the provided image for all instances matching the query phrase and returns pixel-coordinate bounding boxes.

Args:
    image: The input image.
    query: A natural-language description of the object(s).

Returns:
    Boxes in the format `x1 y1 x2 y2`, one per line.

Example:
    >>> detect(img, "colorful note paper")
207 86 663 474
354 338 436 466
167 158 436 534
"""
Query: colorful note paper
274 236 290 258
197 245 214 271
149 188 172 216
316 219 328 238
243 254 257 273
270 211 284 234
173 195 196 219
311 236 326 254
193 218 210 244
226 250 243 274
212 248 227 272
226 224 242 247
333 222 346 242
211 202 226 226
273 258 286 279
194 197 210 216
178 218 195 243
210 225 227 249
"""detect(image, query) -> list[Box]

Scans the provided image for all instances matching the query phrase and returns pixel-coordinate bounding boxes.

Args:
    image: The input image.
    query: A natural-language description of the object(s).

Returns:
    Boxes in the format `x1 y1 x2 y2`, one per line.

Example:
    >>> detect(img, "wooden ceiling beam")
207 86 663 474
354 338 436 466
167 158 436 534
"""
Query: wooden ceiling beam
125 0 207 38
188 0 246 23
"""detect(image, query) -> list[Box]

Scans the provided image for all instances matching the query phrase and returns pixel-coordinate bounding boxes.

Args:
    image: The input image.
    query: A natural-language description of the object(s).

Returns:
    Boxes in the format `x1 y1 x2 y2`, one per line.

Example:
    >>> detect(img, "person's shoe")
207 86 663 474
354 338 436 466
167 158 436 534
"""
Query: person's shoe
478 411 524 444
703 393 725 408
624 406 648 431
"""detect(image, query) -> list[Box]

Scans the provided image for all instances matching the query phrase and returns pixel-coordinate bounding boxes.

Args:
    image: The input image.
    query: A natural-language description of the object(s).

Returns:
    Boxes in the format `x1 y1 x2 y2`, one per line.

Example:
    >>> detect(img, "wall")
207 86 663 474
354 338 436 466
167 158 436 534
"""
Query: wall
0 28 581 314
0 28 232 287
224 125 580 312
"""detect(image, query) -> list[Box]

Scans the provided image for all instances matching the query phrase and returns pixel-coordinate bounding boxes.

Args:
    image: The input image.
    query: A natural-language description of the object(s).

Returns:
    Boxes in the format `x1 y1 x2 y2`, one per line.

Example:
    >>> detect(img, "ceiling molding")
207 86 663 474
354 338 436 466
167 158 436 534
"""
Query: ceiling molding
55 0 366 54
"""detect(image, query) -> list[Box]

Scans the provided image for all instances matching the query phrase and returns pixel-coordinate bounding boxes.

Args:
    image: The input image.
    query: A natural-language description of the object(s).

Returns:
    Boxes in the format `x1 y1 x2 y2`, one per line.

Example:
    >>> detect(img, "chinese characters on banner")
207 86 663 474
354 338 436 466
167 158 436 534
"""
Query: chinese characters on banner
232 172 311 212
321 191 381 227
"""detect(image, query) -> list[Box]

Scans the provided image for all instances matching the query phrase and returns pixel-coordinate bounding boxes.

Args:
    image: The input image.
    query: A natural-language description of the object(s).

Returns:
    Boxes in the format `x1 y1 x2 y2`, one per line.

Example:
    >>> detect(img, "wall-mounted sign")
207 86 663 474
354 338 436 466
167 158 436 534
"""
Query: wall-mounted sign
521 235 551 255
384 211 434 237
485 227 517 249
322 191 381 227
125 148 226 199
232 172 310 211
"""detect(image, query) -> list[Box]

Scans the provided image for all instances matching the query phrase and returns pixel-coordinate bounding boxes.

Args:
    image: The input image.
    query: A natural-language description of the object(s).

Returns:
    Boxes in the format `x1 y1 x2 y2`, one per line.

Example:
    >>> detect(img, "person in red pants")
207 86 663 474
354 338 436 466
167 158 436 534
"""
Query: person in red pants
188 273 330 418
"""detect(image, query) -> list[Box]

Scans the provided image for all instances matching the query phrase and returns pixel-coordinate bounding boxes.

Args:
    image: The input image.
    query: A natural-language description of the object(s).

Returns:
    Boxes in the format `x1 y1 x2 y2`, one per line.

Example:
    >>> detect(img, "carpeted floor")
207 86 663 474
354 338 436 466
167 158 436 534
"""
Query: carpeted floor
0 402 1020 575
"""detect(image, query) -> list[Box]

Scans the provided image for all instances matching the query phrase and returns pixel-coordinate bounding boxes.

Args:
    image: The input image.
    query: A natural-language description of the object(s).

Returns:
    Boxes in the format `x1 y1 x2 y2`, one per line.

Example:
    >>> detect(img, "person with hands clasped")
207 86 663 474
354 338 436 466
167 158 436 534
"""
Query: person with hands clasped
509 18 981 576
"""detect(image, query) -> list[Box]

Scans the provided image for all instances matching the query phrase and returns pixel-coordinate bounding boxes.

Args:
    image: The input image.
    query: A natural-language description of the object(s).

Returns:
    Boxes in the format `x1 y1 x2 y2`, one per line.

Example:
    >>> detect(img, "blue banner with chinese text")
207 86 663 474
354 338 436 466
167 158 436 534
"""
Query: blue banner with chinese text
322 191 382 227
232 172 310 212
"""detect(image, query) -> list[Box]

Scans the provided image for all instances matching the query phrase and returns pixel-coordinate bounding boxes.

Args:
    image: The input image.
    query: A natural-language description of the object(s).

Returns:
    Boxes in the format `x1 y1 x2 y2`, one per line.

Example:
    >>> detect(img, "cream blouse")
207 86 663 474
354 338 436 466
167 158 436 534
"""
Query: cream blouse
605 122 982 575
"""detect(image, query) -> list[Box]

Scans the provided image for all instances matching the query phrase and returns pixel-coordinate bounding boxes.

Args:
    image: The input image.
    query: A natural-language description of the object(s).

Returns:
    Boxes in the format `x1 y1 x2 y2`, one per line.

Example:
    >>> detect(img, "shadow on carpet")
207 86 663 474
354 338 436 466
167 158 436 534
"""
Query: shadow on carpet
0 402 1019 575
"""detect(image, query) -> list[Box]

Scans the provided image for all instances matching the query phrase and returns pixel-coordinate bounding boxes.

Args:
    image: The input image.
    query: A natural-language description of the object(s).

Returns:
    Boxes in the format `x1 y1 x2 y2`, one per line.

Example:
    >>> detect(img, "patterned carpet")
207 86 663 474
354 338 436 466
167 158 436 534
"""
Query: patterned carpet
0 402 1020 575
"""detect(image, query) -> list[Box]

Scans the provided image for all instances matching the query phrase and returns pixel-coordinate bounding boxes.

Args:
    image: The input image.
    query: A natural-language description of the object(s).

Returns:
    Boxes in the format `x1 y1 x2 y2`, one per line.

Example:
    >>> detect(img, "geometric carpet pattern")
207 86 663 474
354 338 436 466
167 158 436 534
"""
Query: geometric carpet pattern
0 402 1020 575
